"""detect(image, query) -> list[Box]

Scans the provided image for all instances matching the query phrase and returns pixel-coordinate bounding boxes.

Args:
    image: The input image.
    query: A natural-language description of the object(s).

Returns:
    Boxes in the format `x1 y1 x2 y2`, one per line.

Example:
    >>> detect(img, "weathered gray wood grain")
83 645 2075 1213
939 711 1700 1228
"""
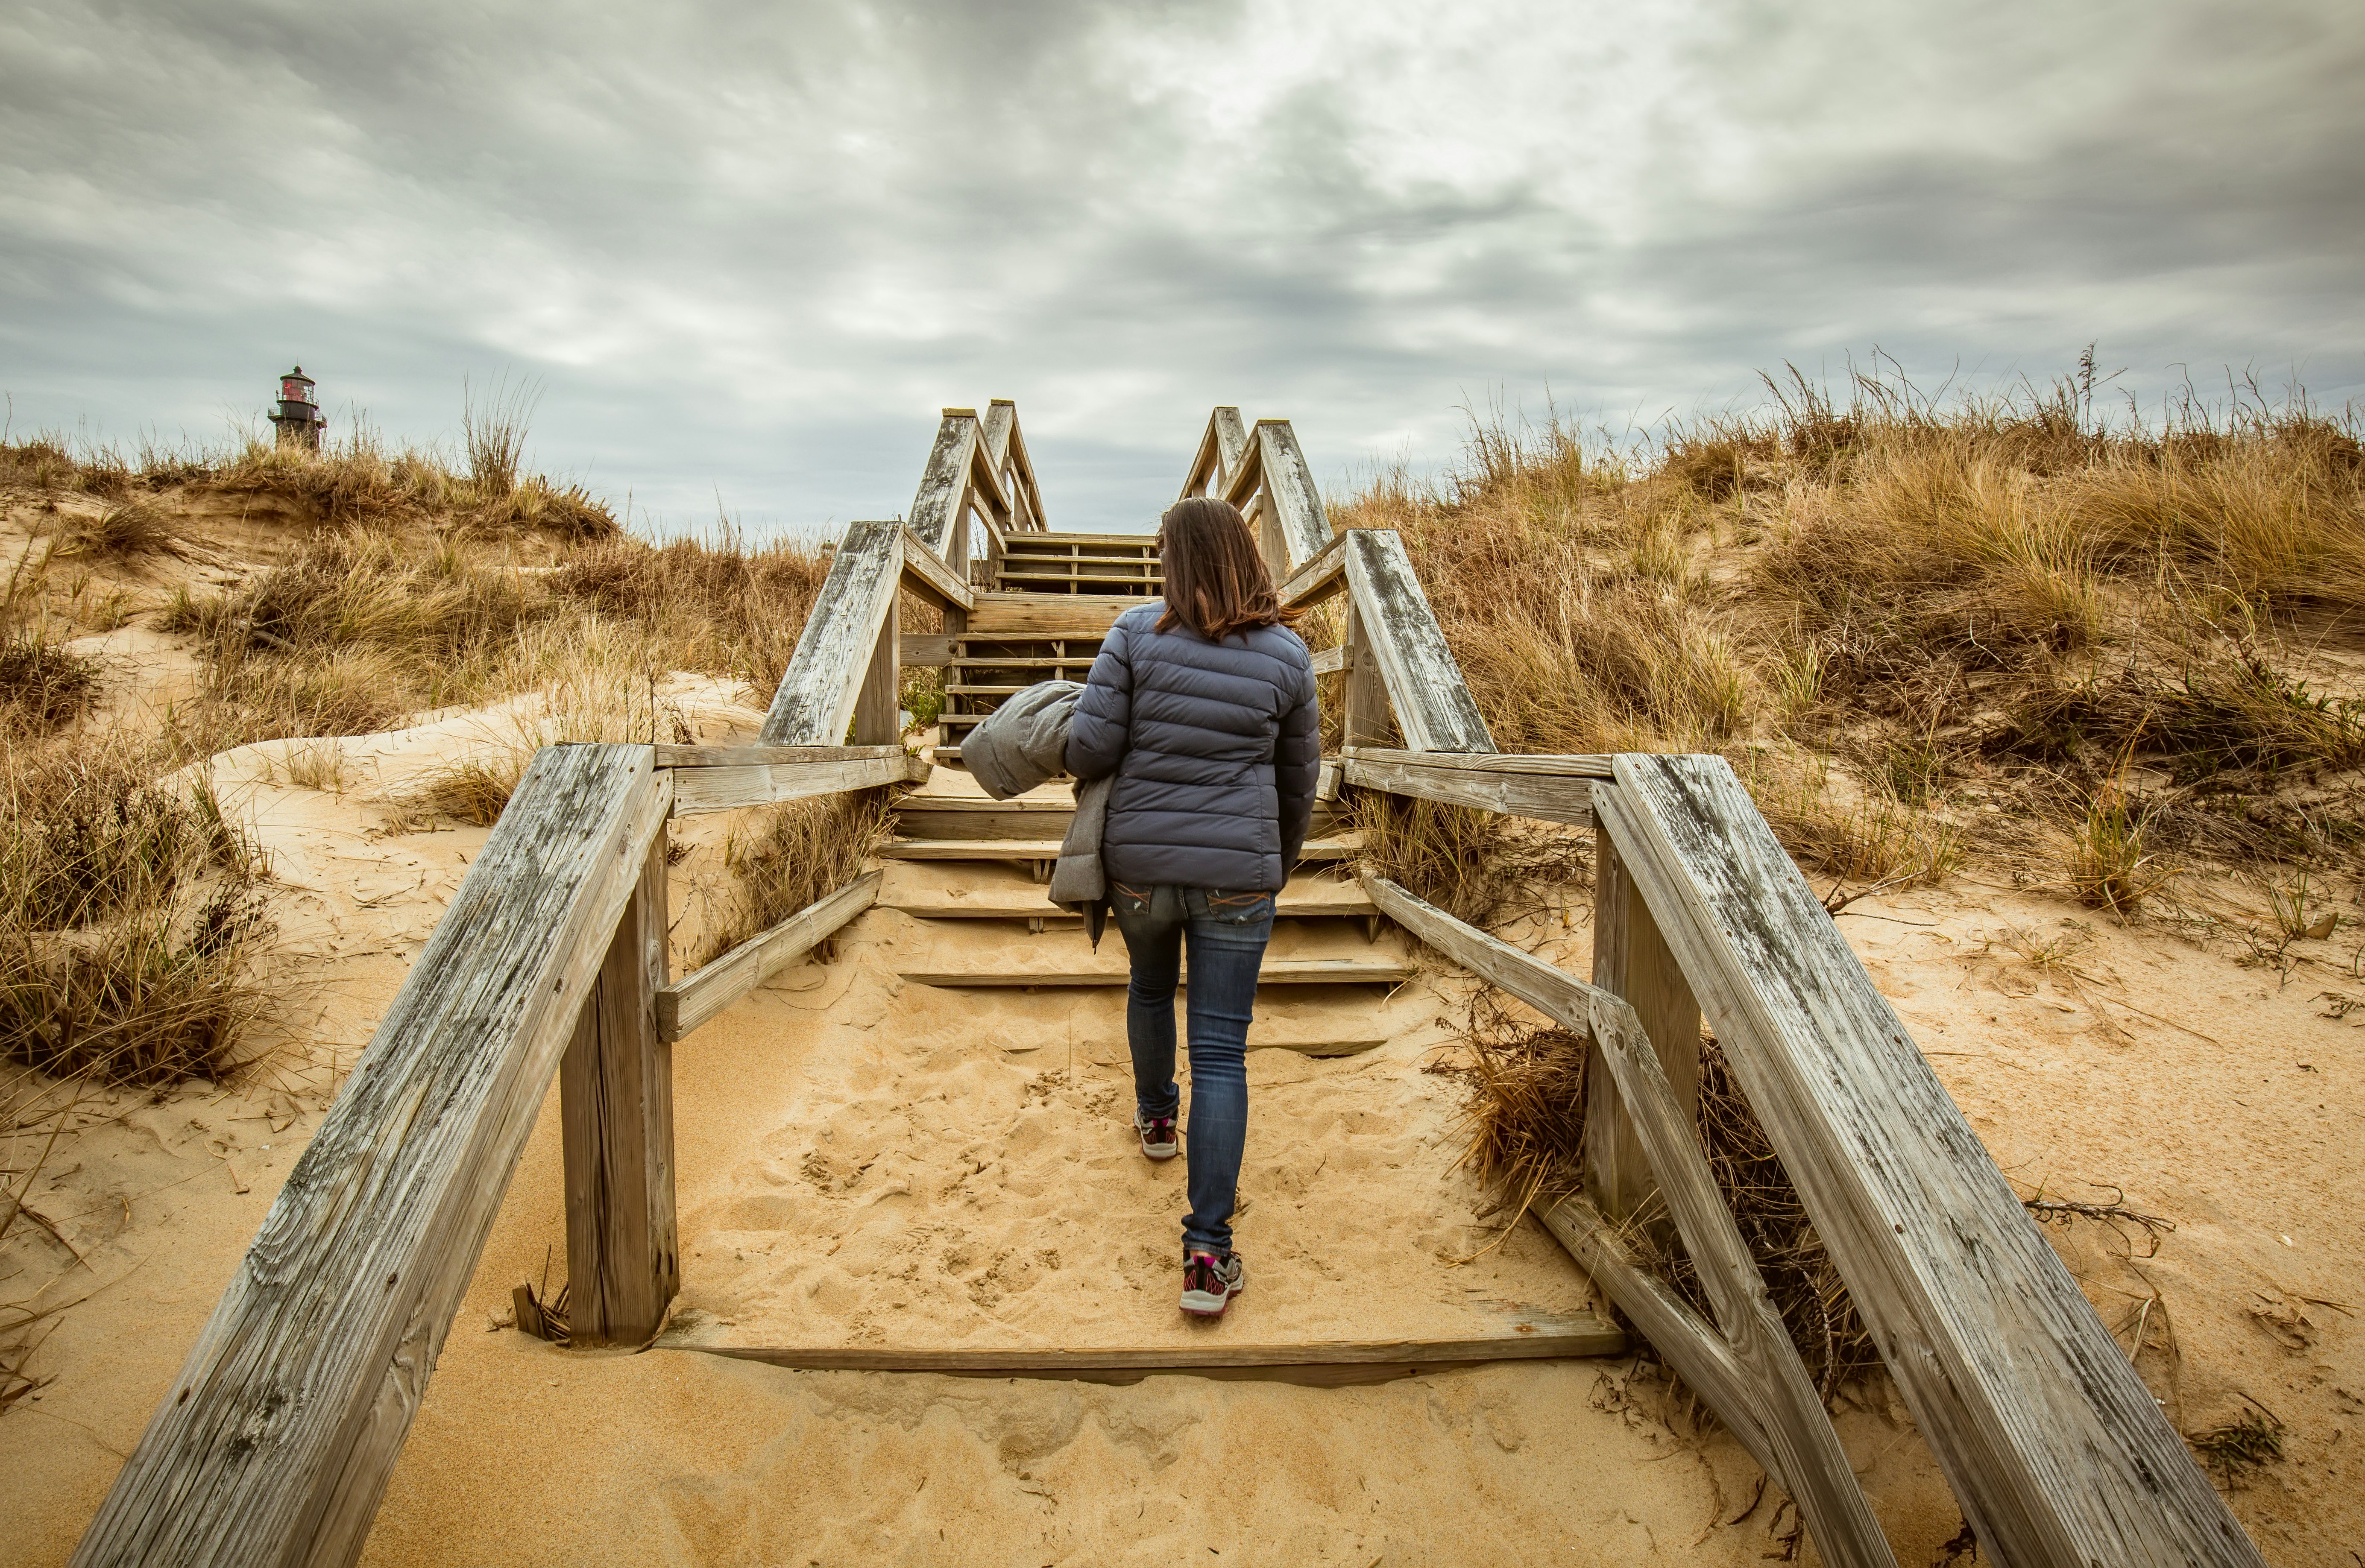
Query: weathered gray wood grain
900 527 974 613
671 752 925 817
1247 421 1331 568
759 521 903 746
1341 754 1593 826
905 413 979 559
1359 872 1893 1568
1342 747 1612 779
656 743 907 769
1595 757 2265 1568
1278 529 1349 610
71 744 669 1568
1308 644 1344 676
561 832 675 1349
655 871 880 1041
1181 405 1251 497
1585 828 1699 1228
852 614 900 747
663 1310 1623 1387
1342 531 1494 753
1342 597 1392 750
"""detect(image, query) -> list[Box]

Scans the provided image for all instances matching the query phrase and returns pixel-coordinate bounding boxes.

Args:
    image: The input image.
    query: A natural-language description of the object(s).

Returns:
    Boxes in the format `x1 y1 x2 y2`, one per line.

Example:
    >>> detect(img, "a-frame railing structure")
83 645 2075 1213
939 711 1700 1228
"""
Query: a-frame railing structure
72 404 2265 1568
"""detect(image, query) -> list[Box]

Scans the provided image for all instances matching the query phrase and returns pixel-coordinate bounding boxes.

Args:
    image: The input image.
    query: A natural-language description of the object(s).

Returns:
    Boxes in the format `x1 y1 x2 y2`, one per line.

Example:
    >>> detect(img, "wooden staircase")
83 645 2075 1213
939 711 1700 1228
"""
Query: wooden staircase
935 531 1162 764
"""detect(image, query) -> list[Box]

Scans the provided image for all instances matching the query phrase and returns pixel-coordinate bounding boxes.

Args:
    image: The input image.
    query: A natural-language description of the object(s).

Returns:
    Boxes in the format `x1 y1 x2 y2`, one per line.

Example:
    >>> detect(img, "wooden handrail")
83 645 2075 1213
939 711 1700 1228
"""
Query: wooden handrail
1180 405 1249 498
1592 757 2263 1566
1339 530 1493 752
1360 873 1895 1568
71 744 671 1567
759 520 906 746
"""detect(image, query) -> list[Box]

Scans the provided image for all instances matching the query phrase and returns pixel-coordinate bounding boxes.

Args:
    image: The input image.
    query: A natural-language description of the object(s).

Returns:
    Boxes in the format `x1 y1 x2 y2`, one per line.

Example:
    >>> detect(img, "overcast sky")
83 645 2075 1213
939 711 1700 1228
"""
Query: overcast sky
4 0 2359 538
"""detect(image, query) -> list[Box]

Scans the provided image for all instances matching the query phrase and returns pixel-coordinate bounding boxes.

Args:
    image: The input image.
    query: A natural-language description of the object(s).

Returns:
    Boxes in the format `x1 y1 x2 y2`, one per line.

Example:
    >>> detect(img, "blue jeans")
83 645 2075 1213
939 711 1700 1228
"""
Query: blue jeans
1110 882 1274 1256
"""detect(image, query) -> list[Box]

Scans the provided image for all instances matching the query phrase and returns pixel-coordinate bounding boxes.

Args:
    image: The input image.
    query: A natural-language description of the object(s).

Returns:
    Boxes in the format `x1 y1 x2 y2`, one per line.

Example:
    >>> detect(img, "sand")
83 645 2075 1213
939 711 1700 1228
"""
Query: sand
3 621 2360 1562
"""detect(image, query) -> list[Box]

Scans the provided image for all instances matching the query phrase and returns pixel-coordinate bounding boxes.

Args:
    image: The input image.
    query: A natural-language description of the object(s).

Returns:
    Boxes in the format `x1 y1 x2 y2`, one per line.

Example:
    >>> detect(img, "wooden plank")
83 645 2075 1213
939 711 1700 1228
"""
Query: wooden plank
852 611 900 747
759 520 903 746
1342 747 1613 779
1584 829 1700 1227
906 413 980 559
1181 405 1251 498
902 634 952 668
661 1310 1623 1387
561 831 676 1349
656 743 906 769
71 745 669 1568
899 957 1414 988
1543 1195 1787 1476
1579 934 1890 1568
1278 528 1350 610
1359 870 1892 1568
883 878 1377 921
670 752 926 816
963 592 1136 638
1343 530 1494 753
1248 419 1333 569
1309 646 1344 676
900 528 975 613
1342 596 1391 750
880 834 1361 862
655 871 881 1041
1341 754 1594 826
1316 758 1342 803
1594 758 2265 1568
981 399 1016 468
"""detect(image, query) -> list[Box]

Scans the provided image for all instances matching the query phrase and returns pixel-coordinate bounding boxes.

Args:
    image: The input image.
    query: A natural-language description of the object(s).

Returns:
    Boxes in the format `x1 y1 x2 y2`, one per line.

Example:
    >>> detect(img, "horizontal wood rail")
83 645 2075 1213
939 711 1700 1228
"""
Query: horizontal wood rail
72 744 672 1568
656 870 881 1041
670 749 927 816
1340 747 1603 825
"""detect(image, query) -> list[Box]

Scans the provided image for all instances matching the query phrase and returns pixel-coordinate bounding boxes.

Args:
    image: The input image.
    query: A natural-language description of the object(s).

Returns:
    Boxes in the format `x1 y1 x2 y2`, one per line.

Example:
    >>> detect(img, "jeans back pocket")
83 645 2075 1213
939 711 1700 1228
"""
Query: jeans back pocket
1205 889 1273 924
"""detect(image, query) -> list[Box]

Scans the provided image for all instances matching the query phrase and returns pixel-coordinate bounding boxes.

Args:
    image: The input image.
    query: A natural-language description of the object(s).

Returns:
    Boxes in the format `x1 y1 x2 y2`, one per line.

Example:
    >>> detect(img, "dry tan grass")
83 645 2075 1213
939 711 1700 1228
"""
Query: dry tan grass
0 731 273 1086
1344 367 2365 899
692 791 894 968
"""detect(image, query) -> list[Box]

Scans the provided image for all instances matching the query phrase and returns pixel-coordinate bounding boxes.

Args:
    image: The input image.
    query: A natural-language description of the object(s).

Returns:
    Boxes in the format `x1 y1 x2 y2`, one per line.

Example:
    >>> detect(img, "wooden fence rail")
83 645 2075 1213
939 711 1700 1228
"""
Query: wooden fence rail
71 745 671 1568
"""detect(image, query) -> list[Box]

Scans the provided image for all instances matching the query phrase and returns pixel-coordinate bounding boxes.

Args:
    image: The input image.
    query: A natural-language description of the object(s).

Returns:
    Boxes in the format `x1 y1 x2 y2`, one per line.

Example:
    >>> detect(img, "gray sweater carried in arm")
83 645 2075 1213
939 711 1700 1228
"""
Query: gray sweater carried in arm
1063 600 1319 893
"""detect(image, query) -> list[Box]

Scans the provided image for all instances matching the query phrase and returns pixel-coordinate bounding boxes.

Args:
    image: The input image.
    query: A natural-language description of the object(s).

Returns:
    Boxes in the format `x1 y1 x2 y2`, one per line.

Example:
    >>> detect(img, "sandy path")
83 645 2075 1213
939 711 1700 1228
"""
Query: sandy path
3 711 2357 1563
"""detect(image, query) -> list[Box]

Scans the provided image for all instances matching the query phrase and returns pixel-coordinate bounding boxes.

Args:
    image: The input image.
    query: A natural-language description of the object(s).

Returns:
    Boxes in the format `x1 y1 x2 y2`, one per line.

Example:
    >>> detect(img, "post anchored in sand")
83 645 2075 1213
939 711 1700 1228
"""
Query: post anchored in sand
270 364 324 450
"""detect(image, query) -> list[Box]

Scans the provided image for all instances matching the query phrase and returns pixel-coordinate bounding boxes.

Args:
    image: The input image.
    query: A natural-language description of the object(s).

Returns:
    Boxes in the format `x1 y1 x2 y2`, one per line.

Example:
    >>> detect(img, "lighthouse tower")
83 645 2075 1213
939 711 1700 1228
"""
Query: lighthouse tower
270 367 325 450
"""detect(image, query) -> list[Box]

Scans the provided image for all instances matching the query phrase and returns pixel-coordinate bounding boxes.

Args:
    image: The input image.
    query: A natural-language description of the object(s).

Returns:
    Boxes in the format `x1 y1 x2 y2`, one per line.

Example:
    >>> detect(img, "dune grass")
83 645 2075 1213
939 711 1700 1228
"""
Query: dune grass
1342 365 2365 906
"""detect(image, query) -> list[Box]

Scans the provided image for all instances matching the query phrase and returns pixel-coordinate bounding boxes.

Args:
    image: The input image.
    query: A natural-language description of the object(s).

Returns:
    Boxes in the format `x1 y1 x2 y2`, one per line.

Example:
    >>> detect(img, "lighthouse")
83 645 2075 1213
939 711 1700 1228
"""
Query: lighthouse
270 367 325 450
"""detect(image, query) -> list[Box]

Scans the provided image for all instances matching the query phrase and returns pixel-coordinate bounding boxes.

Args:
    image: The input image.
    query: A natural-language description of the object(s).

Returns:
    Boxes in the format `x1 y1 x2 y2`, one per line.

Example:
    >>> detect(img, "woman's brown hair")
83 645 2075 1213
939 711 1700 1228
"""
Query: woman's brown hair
1154 496 1302 640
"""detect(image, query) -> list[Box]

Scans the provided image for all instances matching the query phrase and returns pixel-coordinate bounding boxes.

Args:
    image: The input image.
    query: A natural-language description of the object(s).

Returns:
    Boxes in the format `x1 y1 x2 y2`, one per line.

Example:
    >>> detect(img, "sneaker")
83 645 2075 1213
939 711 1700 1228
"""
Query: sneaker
1135 1110 1179 1161
1181 1249 1244 1317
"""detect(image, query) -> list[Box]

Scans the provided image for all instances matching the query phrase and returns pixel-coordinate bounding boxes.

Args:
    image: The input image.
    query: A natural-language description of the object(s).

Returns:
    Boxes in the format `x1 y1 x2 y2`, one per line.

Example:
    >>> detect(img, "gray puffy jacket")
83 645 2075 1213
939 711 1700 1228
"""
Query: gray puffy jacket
1064 600 1319 892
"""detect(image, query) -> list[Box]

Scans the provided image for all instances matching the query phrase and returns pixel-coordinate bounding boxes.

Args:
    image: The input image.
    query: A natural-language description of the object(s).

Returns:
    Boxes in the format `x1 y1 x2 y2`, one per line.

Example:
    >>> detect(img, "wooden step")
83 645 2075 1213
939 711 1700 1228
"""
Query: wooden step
894 799 1343 841
965 593 1137 638
879 834 1362 863
881 880 1378 920
656 1309 1625 1387
1000 531 1158 550
900 957 1412 988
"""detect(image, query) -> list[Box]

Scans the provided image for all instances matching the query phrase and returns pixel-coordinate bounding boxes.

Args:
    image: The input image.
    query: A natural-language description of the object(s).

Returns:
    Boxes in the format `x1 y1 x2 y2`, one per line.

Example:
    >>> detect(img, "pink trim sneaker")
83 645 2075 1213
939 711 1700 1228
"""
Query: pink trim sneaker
1181 1249 1244 1317
1135 1110 1179 1161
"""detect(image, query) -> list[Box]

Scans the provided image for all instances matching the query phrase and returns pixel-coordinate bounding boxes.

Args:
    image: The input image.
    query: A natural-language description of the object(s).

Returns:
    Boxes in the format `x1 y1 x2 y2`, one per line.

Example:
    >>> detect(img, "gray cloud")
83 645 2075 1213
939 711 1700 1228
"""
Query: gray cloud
3 0 2358 535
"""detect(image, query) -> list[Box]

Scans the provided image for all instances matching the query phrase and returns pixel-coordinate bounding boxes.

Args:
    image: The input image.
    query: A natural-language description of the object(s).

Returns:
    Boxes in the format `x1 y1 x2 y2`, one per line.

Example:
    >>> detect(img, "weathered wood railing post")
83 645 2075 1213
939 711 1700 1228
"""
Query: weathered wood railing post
1585 829 1701 1229
560 828 677 1347
1341 598 1391 749
853 609 902 745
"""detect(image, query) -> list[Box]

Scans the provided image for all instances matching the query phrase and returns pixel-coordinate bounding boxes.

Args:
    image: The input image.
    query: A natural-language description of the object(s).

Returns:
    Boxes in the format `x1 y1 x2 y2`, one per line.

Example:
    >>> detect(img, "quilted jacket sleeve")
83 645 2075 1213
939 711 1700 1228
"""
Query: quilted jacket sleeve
1065 618 1134 780
1274 644 1320 866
